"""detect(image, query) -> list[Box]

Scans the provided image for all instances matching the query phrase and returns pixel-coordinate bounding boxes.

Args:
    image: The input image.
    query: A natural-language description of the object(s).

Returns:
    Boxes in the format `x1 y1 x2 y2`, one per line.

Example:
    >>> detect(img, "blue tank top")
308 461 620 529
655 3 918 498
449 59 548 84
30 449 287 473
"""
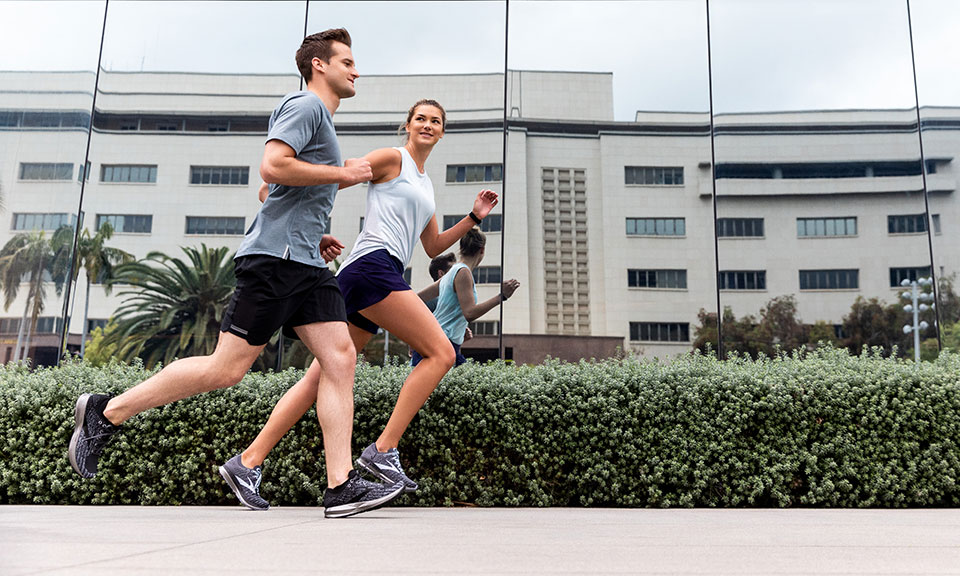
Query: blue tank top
433 262 476 345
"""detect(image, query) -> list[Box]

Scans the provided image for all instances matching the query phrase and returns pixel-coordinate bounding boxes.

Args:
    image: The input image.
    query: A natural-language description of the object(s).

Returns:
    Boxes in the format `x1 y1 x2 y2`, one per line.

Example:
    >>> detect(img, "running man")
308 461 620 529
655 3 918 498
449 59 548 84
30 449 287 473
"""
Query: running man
68 28 404 518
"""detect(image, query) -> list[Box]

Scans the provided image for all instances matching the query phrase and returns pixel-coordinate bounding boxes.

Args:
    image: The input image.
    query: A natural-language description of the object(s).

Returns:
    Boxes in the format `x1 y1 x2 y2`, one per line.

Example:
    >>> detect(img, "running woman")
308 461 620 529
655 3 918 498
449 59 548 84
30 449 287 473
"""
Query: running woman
220 98 498 507
411 227 519 367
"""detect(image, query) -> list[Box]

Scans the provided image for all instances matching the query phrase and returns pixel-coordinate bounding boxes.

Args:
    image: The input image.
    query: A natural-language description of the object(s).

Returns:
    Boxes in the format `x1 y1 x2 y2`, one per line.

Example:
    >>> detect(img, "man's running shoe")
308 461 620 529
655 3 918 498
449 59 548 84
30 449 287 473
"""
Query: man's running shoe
322 470 404 518
68 393 120 478
219 454 269 511
356 442 419 493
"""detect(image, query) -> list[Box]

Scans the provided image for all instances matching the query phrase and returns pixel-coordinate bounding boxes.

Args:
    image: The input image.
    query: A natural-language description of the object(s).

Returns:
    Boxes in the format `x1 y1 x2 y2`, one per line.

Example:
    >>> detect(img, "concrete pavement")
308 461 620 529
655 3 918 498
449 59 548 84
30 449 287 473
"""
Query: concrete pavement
2 506 959 575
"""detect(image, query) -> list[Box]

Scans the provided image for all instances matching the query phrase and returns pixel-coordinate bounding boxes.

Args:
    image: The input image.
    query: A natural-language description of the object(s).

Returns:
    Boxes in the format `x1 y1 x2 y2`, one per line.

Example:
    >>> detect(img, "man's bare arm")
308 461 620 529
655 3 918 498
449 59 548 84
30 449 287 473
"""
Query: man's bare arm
260 139 371 187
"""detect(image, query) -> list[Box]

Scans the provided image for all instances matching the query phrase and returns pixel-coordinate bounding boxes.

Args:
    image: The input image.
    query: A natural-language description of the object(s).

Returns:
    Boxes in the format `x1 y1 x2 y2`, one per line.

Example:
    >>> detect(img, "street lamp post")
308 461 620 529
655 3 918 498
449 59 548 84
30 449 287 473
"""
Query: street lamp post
901 276 934 363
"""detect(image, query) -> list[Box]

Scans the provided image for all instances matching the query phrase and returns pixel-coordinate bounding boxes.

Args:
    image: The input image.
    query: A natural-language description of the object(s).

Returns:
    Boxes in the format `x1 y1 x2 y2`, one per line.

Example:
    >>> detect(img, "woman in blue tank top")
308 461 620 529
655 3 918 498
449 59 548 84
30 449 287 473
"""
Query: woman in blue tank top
231 99 499 504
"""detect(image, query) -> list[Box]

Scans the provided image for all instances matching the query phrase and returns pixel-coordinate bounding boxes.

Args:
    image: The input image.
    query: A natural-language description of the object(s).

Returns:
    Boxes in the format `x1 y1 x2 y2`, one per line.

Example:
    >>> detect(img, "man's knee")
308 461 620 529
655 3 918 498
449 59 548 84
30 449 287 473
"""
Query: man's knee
212 364 249 389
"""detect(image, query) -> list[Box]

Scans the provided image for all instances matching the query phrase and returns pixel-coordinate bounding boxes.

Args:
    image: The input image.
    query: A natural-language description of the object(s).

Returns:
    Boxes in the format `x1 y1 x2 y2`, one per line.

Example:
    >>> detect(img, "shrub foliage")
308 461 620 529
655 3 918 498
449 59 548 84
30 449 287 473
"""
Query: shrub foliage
2 348 958 507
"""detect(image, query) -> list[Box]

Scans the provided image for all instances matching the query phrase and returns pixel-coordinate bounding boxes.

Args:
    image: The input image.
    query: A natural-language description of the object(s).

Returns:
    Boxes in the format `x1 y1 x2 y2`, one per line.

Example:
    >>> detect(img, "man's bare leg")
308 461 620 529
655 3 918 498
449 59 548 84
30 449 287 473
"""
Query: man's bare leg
103 331 265 425
242 325 374 469
293 321 357 488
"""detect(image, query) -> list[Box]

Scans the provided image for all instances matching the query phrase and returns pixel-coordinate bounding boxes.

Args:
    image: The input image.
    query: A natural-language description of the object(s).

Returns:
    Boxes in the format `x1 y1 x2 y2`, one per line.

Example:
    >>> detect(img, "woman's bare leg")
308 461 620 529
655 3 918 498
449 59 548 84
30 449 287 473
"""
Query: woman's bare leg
360 290 455 450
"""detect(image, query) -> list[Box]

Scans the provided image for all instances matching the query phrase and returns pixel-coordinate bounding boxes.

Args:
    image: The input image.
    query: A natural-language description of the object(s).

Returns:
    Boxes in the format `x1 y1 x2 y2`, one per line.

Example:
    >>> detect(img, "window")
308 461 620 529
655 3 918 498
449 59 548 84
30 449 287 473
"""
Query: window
443 214 502 233
185 216 245 235
0 318 21 333
625 166 683 186
0 111 20 127
22 112 61 128
473 266 501 284
799 269 859 290
629 322 689 342
87 319 108 333
719 270 767 290
78 161 91 182
101 164 157 183
888 214 927 234
19 162 73 181
34 316 63 334
190 166 249 186
359 216 365 233
403 268 412 284
12 213 75 231
717 218 764 238
469 321 499 336
96 214 152 234
932 214 941 234
797 217 857 237
445 163 502 183
889 267 931 287
716 161 921 179
625 217 685 236
627 269 687 289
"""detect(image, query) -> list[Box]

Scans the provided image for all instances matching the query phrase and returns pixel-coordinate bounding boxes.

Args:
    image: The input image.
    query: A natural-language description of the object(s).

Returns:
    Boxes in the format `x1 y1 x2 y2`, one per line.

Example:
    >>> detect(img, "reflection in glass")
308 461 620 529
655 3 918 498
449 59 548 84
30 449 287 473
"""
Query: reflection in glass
309 1 507 363
0 1 105 365
710 0 932 359
509 0 714 361
83 1 305 369
910 0 960 354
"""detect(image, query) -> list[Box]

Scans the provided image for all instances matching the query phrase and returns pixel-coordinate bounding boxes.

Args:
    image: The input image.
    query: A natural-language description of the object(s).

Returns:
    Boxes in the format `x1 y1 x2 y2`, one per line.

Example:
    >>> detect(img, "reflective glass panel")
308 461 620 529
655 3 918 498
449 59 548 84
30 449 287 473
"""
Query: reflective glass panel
509 0 715 361
88 1 305 369
0 1 105 365
710 0 930 359
911 0 960 355
308 1 506 363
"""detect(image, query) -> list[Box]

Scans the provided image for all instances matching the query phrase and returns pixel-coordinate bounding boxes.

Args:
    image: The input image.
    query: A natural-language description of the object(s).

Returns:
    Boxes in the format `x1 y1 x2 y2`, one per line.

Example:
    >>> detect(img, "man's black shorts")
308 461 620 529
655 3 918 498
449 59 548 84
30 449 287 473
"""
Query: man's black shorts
220 255 347 346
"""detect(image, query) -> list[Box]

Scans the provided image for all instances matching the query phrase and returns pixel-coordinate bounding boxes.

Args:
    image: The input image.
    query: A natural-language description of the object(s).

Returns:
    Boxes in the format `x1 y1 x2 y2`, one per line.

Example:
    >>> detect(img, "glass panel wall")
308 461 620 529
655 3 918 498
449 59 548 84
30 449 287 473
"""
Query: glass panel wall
85 1 305 369
508 0 715 361
911 0 960 354
0 1 105 365
309 1 506 363
710 0 931 359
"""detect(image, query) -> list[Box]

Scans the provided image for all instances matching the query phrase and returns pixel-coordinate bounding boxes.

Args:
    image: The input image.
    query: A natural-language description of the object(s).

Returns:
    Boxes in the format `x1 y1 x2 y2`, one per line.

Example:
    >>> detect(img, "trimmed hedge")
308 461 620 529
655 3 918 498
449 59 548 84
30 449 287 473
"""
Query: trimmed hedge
1 347 959 507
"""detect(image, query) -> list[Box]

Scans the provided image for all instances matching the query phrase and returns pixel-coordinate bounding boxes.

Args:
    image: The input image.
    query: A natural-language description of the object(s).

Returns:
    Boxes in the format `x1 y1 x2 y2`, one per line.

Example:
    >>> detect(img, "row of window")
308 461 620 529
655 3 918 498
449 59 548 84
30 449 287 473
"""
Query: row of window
21 162 506 187
18 162 250 186
442 214 503 233
626 215 942 237
12 213 244 236
626 267 930 290
627 322 853 343
0 316 63 334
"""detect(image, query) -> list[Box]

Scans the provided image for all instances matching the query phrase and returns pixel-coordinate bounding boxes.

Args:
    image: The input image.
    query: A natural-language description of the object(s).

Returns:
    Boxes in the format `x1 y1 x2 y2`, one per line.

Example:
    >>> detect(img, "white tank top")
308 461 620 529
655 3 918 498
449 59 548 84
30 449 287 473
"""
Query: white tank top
340 147 436 270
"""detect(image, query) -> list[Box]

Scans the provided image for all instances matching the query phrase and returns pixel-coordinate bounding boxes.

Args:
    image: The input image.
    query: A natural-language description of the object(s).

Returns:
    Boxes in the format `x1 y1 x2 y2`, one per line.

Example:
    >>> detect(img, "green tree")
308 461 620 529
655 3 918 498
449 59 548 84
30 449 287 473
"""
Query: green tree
102 245 235 368
51 223 134 357
752 295 807 356
840 296 910 357
0 230 68 362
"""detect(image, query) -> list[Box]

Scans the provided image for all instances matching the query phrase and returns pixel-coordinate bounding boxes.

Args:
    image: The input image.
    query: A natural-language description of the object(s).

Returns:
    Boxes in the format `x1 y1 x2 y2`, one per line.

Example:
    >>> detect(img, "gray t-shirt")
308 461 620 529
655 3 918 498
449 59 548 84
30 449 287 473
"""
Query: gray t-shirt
237 91 341 268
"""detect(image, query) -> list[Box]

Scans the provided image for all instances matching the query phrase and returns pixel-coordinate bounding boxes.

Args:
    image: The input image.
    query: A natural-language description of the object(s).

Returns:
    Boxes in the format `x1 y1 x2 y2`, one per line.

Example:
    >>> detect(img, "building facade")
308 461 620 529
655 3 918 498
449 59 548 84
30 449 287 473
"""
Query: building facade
1 70 955 363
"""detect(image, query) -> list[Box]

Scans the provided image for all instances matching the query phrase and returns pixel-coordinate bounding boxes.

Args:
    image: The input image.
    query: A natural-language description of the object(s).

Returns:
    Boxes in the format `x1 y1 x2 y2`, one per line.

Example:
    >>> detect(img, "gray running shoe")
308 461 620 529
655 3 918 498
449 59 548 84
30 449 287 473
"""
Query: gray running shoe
322 470 404 519
68 393 121 478
356 443 419 493
219 454 269 511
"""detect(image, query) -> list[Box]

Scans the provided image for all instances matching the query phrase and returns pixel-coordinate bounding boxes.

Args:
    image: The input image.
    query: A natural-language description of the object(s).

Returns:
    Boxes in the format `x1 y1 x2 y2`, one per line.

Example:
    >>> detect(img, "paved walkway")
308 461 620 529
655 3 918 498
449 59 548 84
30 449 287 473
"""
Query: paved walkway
2 506 959 575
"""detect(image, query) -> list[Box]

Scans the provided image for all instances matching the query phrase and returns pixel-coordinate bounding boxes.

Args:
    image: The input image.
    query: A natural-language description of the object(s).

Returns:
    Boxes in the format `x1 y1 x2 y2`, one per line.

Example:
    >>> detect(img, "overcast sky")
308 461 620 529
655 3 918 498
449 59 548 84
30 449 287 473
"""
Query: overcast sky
1 0 958 119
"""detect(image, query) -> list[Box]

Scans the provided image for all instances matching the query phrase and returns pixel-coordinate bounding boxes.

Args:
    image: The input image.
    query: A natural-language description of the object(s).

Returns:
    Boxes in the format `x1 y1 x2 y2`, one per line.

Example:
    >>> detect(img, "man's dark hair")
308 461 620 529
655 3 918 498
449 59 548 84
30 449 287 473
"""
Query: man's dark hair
296 28 352 83
429 253 457 281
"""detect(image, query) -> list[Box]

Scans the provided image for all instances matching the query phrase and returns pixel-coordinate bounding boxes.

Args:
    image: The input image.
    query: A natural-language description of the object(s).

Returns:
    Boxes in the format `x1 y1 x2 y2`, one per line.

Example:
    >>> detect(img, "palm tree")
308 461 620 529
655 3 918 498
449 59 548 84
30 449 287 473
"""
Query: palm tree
51 222 134 357
0 230 66 362
102 245 235 367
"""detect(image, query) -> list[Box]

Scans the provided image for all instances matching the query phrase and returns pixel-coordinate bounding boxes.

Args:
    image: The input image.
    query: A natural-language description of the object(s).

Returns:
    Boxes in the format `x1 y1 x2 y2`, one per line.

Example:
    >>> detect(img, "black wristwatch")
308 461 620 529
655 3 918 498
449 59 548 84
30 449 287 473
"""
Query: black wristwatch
469 212 482 225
